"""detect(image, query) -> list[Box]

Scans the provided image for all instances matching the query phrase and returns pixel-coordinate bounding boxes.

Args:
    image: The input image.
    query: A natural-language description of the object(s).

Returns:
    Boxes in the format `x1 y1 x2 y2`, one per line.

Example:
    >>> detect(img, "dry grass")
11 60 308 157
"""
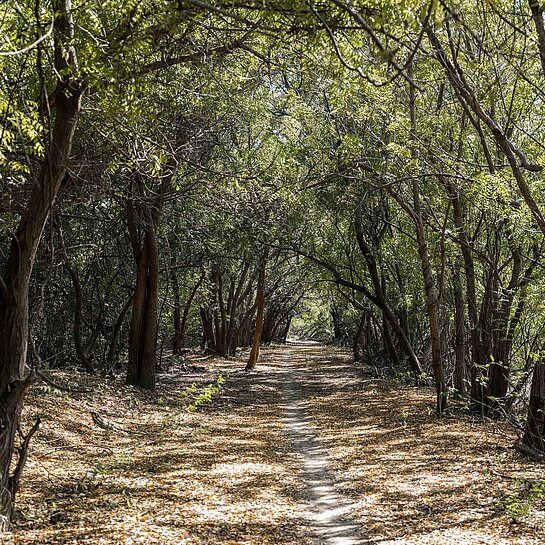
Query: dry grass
4 344 545 544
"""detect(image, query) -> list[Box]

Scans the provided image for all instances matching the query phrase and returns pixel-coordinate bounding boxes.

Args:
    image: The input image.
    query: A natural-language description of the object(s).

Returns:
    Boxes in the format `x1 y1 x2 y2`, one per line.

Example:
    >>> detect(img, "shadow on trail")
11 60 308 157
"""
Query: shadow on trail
250 345 532 545
16 343 539 545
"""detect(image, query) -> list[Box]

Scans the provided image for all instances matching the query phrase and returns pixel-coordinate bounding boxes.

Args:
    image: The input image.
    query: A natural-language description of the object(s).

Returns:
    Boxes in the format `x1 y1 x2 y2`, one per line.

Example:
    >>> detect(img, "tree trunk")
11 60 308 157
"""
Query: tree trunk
331 306 345 343
170 258 183 355
126 113 195 384
246 247 269 370
353 311 367 362
522 358 545 454
354 204 423 375
106 294 133 371
176 269 205 352
444 179 480 400
0 0 82 528
452 260 467 396
64 262 95 374
126 226 159 390
281 316 292 343
407 60 445 414
412 190 446 414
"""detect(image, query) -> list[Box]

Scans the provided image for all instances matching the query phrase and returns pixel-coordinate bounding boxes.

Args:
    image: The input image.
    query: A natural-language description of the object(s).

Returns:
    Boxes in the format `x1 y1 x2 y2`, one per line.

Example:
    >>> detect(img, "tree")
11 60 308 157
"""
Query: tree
0 0 83 528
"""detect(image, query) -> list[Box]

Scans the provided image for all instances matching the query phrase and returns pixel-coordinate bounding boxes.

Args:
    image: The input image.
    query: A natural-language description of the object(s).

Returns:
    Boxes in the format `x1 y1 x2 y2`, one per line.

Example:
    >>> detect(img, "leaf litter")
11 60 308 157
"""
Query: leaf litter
4 345 545 544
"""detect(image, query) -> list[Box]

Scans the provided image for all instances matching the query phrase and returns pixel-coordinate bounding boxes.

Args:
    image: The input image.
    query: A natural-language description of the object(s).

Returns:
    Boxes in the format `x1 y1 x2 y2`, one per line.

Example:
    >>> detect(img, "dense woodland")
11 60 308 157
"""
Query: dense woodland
3 0 545 537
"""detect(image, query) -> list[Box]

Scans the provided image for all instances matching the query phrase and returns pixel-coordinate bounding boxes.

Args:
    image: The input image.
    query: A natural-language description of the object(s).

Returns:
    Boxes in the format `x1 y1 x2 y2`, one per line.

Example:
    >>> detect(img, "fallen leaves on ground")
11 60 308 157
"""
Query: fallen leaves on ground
291 346 545 545
4 345 545 544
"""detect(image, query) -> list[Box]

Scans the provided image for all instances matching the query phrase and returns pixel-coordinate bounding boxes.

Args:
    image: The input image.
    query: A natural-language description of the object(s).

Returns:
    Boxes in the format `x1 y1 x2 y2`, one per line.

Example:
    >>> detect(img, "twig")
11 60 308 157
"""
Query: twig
11 418 41 497
90 411 128 433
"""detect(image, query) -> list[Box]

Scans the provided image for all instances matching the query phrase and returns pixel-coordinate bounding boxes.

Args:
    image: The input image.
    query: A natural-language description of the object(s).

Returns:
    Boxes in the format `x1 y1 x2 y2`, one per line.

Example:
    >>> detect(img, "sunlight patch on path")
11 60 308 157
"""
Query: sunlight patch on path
281 350 368 545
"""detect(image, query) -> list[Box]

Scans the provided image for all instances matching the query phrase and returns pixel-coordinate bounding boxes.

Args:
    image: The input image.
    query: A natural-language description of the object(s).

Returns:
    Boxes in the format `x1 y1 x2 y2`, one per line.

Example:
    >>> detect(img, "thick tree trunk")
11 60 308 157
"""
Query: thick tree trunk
0 0 82 528
127 236 150 386
126 113 195 384
200 306 216 353
522 358 545 454
141 228 159 389
0 379 37 530
126 227 159 390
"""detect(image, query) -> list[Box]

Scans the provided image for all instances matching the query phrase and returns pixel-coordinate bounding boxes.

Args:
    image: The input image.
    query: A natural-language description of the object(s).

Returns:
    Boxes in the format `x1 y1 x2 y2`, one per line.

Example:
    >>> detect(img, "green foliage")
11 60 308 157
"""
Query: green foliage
501 480 545 523
179 375 226 413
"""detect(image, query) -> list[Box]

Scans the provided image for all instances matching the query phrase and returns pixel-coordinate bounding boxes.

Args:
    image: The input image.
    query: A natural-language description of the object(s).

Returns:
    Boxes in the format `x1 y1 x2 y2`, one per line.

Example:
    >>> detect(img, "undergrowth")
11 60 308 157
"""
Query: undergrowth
179 374 226 412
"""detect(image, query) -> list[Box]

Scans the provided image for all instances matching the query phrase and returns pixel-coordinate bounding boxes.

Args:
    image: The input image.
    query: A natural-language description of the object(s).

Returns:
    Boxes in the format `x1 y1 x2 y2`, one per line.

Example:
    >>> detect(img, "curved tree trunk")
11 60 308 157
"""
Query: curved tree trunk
64 262 96 374
355 203 423 375
0 0 82 528
173 269 205 353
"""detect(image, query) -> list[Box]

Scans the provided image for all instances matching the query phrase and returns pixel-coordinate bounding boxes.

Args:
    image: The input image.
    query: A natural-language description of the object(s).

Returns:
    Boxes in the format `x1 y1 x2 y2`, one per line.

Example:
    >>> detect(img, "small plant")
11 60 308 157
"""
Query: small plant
500 479 545 523
179 375 226 413
502 491 531 521
394 369 414 383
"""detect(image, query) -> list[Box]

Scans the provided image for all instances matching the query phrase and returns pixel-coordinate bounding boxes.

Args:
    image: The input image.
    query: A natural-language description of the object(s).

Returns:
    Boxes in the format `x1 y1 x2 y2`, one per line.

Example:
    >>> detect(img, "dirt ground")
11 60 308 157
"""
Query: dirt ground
5 344 545 544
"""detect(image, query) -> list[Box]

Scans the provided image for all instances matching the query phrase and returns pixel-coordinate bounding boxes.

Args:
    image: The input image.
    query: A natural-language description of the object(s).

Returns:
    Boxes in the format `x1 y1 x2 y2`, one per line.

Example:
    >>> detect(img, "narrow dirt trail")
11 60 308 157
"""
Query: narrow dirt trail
8 343 545 545
280 345 367 544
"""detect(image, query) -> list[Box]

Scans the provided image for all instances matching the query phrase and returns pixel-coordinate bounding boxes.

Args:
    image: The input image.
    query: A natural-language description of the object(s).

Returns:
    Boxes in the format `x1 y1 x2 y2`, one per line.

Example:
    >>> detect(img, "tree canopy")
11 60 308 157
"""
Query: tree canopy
3 0 545 536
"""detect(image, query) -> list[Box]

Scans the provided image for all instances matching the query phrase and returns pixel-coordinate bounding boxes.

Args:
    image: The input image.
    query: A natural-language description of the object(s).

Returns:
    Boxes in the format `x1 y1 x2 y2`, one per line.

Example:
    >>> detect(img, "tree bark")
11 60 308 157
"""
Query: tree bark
126 208 159 390
246 246 269 370
175 269 206 353
443 179 479 399
452 259 467 396
281 315 293 343
64 262 96 374
0 0 82 528
522 358 545 454
170 257 183 354
106 294 133 371
411 184 445 414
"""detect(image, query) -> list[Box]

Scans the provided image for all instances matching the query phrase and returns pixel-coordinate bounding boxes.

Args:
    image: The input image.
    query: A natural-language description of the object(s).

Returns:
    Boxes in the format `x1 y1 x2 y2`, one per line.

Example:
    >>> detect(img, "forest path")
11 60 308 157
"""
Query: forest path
9 344 545 545
279 344 368 544
225 343 545 545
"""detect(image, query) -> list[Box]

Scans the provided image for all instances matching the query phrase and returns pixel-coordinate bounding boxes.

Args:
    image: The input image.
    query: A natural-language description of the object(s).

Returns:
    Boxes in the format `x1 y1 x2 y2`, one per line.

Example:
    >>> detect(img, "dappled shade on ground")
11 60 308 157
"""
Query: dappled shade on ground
5 345 545 544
